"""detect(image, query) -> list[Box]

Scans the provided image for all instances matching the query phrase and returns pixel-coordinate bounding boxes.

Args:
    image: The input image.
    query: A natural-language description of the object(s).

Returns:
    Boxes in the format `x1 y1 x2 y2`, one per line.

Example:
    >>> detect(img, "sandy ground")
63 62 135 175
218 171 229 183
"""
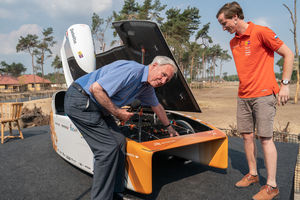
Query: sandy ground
24 83 300 135
185 82 300 135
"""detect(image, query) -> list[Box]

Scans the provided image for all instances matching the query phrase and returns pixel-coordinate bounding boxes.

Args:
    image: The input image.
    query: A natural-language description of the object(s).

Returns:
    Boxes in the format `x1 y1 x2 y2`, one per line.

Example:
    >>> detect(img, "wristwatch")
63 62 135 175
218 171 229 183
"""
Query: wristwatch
281 79 290 85
163 123 172 128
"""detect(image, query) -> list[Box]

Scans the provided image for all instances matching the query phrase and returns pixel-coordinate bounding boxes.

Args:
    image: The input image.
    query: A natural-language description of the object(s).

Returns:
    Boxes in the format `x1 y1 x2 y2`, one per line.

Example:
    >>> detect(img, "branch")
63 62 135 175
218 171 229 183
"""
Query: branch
283 3 295 25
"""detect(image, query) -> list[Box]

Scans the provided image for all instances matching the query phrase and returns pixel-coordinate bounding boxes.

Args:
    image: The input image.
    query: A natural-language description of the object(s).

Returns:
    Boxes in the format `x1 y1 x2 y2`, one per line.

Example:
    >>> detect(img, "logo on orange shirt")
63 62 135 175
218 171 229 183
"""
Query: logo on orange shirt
245 40 251 56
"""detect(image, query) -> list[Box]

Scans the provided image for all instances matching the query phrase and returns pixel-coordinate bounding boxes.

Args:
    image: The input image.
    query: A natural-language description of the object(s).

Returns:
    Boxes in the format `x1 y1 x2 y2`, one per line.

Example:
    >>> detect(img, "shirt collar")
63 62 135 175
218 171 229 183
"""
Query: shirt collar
141 65 149 83
235 21 254 39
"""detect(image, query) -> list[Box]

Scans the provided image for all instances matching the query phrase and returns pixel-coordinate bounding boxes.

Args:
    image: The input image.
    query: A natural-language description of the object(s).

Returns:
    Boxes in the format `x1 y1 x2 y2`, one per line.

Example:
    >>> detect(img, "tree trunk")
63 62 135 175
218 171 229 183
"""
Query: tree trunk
295 66 299 103
202 52 205 81
41 53 45 90
220 62 223 81
212 56 216 82
31 54 36 92
284 0 299 103
294 0 299 103
102 43 106 52
190 56 194 85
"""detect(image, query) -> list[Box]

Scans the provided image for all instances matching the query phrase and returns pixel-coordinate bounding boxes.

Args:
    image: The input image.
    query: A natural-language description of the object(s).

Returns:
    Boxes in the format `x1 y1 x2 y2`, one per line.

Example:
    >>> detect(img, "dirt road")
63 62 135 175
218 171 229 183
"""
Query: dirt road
186 83 300 135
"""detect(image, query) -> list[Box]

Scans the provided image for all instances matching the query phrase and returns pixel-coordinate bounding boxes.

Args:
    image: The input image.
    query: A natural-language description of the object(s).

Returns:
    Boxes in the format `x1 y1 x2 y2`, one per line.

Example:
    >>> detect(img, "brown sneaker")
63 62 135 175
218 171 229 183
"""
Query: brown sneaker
235 173 259 187
252 185 279 200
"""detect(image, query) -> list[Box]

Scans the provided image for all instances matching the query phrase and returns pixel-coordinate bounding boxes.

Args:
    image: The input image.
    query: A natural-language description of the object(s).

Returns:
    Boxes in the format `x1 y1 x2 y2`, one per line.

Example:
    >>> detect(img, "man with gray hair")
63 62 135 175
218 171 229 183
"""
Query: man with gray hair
64 55 179 200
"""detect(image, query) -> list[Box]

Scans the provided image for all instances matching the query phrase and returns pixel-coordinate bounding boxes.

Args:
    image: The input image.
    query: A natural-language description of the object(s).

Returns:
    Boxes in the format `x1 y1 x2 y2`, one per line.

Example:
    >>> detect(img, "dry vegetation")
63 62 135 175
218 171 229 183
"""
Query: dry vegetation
20 98 52 128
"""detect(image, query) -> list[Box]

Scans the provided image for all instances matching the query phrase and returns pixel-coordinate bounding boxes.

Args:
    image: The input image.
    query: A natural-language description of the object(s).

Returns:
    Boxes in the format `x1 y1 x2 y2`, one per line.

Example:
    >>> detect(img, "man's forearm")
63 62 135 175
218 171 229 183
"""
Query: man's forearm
89 82 120 116
277 44 294 80
282 55 294 81
151 103 170 126
151 103 179 137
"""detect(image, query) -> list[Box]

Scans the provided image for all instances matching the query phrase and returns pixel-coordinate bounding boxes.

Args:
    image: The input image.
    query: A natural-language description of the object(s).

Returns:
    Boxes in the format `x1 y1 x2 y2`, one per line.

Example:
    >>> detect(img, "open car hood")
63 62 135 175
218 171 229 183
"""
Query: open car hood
66 20 201 112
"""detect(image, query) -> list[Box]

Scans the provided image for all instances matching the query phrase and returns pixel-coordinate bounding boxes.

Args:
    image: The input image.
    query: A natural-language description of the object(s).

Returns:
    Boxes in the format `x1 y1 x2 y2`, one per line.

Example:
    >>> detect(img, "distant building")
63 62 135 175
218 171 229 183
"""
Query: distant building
0 75 21 93
0 74 52 92
18 75 52 91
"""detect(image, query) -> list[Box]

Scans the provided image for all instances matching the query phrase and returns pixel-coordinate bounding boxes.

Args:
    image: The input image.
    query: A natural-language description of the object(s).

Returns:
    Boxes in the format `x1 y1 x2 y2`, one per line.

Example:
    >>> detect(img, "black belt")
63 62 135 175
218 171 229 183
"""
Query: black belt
71 82 89 97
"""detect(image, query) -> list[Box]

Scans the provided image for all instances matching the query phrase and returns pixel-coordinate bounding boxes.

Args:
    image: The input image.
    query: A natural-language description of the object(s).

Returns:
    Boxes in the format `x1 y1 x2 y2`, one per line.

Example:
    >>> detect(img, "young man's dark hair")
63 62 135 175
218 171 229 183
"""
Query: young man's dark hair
216 1 244 20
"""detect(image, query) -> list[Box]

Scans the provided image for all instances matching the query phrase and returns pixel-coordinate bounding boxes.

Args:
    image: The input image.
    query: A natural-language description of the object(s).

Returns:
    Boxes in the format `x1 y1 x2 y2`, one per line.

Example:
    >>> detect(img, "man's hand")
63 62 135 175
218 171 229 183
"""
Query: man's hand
167 126 179 137
151 103 179 137
116 108 134 122
277 85 290 106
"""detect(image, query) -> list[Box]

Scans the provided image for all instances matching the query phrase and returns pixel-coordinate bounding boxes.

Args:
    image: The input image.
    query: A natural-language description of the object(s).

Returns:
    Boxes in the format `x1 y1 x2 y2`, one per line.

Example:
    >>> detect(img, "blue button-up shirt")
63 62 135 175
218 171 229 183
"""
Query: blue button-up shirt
75 60 159 108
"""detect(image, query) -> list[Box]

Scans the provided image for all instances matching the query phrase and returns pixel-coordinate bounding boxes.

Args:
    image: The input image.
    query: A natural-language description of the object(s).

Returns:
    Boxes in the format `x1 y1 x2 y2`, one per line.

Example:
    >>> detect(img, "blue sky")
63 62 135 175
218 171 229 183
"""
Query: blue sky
0 0 299 75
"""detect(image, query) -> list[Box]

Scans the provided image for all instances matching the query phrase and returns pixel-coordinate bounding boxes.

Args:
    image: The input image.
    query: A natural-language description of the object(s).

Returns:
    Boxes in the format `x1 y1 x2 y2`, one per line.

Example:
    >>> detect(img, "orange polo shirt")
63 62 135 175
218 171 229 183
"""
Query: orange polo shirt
230 22 283 98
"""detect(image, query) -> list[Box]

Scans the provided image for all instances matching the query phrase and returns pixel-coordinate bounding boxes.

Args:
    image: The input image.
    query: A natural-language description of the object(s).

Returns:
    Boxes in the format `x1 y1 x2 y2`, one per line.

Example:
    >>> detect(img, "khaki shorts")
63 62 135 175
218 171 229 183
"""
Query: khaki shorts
237 94 276 137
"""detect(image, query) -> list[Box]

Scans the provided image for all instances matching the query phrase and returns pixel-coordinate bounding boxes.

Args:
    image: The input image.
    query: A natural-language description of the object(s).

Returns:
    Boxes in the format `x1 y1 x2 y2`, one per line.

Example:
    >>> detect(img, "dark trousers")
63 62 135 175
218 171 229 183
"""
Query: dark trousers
64 85 125 200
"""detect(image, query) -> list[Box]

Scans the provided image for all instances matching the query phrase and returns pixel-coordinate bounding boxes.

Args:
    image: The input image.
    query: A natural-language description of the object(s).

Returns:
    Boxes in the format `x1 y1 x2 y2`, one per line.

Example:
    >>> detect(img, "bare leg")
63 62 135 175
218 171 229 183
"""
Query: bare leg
260 136 277 187
242 132 258 176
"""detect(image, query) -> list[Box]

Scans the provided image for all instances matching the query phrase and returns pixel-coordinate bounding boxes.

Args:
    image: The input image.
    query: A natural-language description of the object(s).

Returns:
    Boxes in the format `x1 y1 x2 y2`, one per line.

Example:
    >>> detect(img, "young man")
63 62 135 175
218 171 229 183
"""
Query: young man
64 56 179 200
216 2 294 200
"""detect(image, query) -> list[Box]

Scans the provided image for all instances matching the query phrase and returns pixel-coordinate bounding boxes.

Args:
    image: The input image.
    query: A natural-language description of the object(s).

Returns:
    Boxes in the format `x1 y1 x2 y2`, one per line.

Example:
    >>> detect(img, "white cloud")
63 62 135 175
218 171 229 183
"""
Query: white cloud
254 18 270 27
33 0 113 17
0 24 41 55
